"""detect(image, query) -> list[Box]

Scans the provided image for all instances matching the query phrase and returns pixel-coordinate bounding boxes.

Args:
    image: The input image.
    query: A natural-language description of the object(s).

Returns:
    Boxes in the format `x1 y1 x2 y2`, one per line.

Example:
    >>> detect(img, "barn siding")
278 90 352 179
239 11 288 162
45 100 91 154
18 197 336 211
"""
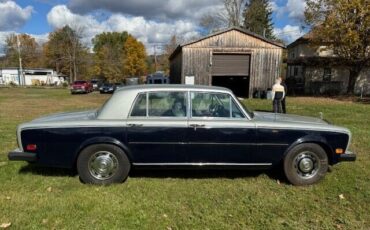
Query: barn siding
170 29 284 97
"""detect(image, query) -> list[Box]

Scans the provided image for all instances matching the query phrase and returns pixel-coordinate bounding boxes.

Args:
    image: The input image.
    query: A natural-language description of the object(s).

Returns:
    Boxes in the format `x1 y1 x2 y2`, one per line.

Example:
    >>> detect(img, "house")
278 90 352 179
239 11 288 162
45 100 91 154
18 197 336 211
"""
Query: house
0 68 65 86
287 33 370 95
169 27 285 98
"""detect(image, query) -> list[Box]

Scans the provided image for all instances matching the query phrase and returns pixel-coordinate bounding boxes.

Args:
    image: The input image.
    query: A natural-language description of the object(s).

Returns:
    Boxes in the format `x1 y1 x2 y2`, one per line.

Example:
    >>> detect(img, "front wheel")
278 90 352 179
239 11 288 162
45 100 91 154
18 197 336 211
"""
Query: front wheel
284 143 328 186
77 144 131 185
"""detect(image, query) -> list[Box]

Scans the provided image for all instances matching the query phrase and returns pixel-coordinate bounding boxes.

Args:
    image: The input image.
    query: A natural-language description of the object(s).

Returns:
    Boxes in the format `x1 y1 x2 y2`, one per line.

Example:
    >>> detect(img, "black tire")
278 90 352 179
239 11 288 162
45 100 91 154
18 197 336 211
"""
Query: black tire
284 143 328 186
77 144 131 185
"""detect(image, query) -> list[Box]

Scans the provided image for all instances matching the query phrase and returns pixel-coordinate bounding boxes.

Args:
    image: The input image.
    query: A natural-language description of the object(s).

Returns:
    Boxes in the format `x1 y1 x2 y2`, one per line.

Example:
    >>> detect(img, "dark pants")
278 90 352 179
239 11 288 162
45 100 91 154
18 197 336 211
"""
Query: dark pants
281 97 286 113
273 99 282 113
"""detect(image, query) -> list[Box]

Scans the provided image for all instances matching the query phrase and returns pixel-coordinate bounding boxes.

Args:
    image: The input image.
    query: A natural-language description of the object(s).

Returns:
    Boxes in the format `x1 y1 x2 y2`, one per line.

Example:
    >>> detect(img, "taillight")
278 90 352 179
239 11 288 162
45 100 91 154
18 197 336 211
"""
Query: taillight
26 144 37 151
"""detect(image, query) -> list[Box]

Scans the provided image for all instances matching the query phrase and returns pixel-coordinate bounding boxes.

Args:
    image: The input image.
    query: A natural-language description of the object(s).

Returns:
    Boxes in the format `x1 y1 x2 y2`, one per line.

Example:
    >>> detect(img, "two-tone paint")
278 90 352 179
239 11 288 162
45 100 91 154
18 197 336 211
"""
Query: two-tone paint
9 85 355 170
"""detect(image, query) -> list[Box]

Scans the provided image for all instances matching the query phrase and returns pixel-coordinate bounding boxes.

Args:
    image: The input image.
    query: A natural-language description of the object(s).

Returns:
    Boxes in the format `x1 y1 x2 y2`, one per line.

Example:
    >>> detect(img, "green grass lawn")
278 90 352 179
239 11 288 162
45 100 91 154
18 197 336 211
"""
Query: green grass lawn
0 88 369 229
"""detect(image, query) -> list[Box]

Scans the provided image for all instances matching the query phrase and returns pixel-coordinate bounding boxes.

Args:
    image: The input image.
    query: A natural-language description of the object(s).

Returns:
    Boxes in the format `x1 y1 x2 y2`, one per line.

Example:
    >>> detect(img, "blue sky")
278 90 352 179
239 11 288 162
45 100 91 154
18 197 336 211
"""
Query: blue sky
0 0 307 54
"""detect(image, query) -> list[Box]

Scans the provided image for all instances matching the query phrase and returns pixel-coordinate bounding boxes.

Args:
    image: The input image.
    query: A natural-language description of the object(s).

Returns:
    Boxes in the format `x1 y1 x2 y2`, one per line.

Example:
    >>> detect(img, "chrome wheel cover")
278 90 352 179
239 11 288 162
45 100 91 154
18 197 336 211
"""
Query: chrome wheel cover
88 151 119 180
293 151 320 179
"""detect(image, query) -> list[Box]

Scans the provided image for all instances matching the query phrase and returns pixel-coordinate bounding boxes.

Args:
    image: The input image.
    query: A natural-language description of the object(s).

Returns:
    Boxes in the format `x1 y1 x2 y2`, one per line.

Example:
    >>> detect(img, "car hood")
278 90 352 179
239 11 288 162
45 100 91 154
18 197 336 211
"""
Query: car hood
30 109 97 123
253 111 327 125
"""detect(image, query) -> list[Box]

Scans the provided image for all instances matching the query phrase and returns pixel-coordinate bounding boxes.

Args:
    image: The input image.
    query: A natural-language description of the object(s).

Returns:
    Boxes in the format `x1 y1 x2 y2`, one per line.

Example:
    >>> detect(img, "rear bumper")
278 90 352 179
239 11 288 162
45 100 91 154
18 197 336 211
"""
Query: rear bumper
8 148 37 162
338 151 356 162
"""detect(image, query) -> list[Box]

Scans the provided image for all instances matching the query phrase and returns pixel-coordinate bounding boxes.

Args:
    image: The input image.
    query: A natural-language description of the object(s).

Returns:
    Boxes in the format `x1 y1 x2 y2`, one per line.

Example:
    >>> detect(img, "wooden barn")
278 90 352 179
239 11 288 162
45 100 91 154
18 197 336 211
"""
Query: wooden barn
169 27 285 97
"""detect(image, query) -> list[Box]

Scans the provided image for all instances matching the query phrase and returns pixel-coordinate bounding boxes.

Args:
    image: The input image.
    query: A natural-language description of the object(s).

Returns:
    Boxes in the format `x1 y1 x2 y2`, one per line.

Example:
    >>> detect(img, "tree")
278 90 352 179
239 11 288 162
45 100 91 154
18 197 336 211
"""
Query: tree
44 26 86 82
3 33 42 68
92 32 128 82
123 35 147 77
305 0 370 94
200 0 246 34
243 0 275 39
223 0 245 27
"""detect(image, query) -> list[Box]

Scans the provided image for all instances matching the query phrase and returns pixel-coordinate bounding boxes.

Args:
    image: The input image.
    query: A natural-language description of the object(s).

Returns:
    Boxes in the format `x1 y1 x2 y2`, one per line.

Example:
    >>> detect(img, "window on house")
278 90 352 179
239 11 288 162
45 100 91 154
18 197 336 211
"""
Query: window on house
323 68 331 81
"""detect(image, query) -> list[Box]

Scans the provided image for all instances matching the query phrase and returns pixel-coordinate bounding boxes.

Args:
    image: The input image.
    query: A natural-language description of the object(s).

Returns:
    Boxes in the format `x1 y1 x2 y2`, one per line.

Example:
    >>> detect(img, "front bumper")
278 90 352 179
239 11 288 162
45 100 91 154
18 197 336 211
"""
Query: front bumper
8 148 37 162
338 151 356 162
71 88 87 93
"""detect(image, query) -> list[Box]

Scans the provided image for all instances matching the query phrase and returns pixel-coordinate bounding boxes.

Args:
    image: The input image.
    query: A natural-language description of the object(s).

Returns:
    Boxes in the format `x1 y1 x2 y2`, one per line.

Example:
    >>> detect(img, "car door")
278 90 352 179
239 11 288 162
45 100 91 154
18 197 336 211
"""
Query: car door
187 91 258 165
126 91 188 164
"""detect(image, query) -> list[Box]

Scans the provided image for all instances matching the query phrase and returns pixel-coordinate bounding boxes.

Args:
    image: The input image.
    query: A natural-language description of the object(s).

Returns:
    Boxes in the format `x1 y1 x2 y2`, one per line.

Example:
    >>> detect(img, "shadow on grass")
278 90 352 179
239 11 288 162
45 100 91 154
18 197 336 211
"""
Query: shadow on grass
19 164 77 177
17 164 289 184
130 167 288 183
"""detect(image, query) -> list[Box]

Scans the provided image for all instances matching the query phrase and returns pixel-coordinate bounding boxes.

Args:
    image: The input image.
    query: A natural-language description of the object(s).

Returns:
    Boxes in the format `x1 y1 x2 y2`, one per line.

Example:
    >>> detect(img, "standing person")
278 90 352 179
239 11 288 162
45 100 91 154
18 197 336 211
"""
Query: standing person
280 77 288 113
271 78 285 113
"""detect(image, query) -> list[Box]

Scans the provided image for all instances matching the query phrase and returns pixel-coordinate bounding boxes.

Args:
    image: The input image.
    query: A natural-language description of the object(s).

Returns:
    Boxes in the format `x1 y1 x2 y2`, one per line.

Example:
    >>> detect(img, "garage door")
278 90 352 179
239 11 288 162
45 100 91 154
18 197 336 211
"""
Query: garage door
211 54 250 76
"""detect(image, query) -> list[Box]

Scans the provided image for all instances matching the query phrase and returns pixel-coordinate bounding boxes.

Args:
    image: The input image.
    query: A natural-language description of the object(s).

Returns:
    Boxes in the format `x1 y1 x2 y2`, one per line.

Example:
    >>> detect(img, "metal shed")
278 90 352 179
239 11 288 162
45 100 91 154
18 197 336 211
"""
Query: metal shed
169 27 285 98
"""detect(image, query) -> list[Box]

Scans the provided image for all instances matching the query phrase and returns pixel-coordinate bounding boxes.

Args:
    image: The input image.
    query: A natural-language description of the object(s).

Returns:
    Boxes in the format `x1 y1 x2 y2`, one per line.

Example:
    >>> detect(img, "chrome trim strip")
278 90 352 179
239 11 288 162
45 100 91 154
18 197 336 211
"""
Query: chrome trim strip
132 163 272 166
128 142 289 146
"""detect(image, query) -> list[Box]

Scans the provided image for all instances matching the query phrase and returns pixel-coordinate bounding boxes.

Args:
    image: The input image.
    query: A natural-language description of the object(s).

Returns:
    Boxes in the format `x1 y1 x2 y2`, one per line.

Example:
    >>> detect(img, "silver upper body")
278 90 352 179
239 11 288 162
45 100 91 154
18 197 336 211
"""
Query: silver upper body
17 84 351 150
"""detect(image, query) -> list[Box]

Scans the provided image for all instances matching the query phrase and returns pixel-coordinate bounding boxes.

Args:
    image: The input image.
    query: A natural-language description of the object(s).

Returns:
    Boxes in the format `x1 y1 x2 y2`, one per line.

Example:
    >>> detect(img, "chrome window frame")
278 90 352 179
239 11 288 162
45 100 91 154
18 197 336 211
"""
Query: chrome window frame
127 88 251 120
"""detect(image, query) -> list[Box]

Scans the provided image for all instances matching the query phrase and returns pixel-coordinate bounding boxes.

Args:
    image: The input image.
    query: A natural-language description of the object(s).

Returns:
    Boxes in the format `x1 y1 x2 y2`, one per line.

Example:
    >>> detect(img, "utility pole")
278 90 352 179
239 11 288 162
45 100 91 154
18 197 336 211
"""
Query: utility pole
16 34 24 86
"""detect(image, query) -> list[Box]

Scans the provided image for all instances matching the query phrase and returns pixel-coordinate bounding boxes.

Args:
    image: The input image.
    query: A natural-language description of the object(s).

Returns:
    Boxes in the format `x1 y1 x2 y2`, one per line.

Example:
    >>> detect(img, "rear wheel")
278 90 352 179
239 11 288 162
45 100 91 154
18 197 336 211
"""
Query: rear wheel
284 143 328 186
77 144 130 185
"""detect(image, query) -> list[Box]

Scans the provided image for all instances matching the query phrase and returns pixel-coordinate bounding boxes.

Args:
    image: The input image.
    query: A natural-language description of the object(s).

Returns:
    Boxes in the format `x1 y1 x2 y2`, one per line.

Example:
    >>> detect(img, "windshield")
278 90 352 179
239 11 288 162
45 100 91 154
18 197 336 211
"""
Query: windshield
237 98 254 118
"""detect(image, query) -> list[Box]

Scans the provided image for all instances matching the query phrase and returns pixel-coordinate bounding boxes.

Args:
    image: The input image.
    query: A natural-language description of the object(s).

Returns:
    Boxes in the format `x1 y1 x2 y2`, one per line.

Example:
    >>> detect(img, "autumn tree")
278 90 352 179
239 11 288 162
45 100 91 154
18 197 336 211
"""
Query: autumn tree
92 32 128 82
3 33 42 68
243 0 275 39
44 26 86 82
123 35 147 77
305 0 370 94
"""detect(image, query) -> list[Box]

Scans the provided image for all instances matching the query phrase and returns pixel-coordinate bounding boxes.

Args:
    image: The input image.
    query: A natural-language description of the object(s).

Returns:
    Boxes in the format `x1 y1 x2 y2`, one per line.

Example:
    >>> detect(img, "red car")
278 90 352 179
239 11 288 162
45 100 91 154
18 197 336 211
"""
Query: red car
70 81 93 94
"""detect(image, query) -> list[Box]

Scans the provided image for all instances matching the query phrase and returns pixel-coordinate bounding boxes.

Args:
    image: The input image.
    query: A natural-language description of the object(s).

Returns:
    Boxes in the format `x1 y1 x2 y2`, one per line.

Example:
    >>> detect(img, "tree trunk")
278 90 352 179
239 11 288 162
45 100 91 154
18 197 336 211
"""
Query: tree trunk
347 67 361 94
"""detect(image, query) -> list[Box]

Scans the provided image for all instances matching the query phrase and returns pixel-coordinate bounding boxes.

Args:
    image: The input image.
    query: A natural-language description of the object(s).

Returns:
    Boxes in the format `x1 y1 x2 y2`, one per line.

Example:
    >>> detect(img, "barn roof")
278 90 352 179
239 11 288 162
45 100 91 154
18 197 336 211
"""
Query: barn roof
169 26 285 60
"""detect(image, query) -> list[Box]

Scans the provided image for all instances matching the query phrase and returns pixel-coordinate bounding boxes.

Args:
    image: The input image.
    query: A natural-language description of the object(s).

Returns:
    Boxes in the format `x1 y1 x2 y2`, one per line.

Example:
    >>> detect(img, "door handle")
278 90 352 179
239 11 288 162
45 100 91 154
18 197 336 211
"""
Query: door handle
127 123 143 127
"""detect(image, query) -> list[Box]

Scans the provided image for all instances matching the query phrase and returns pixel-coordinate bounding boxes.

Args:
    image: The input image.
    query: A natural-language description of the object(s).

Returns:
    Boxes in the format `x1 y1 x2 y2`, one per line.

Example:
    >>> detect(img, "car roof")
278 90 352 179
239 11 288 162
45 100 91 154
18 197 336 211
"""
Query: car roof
98 84 235 120
115 84 232 94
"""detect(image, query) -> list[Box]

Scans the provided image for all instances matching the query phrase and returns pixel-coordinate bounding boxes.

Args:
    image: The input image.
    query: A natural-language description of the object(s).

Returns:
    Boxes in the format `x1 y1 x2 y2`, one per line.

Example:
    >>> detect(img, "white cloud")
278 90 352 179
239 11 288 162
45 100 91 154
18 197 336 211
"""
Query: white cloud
47 5 200 53
286 0 306 20
271 0 306 21
0 1 33 31
274 24 305 43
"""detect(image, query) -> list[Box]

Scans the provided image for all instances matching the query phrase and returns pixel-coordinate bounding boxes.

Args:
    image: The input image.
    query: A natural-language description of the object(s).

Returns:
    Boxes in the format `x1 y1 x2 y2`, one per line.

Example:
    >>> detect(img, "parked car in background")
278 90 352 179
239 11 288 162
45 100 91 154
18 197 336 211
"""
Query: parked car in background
99 83 116 94
8 85 356 185
90 79 103 91
114 82 125 90
70 80 93 94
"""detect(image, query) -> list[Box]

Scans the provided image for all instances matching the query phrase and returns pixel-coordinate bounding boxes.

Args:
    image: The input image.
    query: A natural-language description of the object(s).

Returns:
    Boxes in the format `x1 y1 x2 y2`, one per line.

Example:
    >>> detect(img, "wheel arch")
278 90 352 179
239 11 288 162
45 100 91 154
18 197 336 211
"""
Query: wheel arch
73 136 133 169
284 135 335 164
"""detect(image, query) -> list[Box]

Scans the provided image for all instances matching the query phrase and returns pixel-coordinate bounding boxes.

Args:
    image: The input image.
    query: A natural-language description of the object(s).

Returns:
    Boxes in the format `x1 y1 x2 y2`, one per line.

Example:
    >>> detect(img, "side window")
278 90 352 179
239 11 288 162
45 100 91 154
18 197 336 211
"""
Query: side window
148 92 187 117
191 92 231 118
130 93 147 117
